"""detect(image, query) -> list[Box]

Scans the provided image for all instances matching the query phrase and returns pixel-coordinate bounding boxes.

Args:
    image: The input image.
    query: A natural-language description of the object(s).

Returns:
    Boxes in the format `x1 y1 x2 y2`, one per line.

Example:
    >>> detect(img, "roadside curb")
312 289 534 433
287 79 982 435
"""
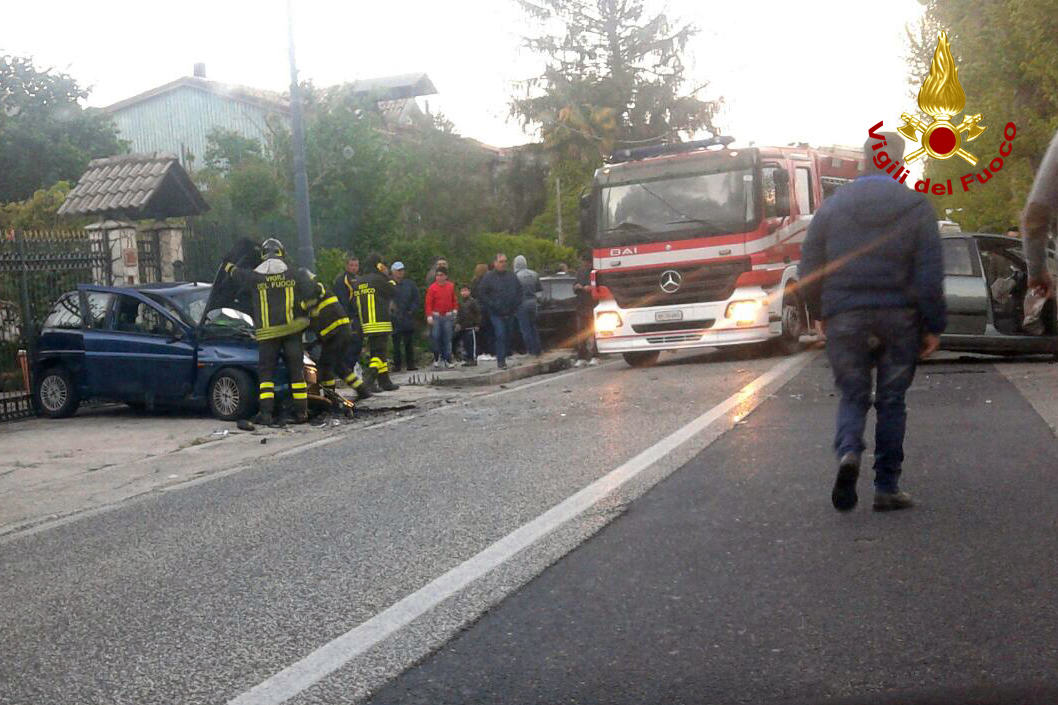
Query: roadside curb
405 357 572 387
433 357 571 386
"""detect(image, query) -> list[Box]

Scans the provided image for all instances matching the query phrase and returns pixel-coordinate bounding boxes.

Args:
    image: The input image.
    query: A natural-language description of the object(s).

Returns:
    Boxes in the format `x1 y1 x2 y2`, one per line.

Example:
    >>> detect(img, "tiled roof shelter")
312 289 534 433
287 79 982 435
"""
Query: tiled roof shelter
58 152 209 220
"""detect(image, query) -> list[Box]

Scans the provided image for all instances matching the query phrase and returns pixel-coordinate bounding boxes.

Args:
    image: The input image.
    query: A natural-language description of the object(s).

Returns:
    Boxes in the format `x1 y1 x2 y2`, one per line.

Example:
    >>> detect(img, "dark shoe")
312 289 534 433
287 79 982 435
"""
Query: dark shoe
355 384 373 400
251 411 274 427
406 364 419 371
873 490 914 511
498 362 508 370
379 373 400 392
391 362 403 373
831 452 860 512
292 413 310 425
466 360 477 367
363 369 382 394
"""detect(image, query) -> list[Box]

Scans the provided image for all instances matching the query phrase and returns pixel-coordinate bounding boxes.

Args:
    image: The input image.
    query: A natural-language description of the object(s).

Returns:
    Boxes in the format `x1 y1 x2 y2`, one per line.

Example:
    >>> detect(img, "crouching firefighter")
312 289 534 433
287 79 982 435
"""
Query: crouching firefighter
355 253 400 392
296 271 373 418
224 238 310 425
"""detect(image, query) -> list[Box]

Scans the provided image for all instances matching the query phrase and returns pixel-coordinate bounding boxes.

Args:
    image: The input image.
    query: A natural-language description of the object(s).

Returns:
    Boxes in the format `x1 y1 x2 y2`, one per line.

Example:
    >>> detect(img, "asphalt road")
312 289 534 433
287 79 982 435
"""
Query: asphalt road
0 348 787 705
367 358 1058 705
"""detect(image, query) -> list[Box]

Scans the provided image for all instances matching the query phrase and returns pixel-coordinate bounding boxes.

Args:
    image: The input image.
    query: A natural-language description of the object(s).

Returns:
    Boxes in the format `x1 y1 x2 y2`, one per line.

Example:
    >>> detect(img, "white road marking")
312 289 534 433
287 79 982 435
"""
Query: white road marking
228 351 815 705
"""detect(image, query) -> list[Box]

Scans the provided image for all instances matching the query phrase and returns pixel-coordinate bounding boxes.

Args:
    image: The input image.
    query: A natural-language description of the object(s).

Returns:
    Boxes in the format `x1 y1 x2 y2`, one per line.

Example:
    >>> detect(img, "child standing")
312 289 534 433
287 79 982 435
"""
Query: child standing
455 284 481 366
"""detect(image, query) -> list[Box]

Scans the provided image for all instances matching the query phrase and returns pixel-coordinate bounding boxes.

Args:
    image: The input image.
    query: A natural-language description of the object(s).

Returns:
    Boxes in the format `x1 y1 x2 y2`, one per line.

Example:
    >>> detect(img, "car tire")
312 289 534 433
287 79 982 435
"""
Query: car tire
35 366 80 418
623 351 660 368
208 368 254 421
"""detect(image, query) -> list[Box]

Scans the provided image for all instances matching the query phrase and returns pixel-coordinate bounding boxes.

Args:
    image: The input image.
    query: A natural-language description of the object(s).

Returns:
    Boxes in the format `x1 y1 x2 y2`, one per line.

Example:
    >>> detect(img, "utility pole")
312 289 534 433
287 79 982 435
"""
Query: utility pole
287 0 315 270
555 175 563 246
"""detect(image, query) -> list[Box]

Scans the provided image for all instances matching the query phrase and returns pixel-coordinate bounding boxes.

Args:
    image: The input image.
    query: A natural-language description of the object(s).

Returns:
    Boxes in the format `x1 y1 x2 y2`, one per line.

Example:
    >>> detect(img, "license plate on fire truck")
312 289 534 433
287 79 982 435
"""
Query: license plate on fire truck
655 310 683 322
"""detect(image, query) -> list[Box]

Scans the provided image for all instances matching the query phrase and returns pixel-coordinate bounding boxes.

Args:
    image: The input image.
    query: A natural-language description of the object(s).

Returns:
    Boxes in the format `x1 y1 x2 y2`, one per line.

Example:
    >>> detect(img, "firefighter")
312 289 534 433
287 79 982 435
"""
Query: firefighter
296 270 372 417
333 256 365 376
223 238 310 425
355 253 400 392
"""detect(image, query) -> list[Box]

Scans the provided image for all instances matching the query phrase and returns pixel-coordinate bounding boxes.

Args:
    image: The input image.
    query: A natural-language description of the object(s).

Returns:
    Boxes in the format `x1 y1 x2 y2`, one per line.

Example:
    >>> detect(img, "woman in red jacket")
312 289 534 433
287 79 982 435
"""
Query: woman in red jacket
425 268 458 368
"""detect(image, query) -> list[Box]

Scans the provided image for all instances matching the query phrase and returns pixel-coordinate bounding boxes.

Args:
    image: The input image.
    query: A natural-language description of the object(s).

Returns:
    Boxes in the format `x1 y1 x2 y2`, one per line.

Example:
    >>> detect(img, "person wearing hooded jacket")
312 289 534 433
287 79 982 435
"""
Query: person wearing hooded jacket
513 254 543 356
223 238 310 425
799 131 946 514
354 253 400 392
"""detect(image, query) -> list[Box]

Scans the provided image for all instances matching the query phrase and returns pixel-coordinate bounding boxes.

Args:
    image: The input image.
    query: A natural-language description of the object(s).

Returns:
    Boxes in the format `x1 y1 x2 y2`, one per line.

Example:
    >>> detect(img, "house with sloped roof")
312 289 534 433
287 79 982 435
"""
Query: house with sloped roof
104 66 438 170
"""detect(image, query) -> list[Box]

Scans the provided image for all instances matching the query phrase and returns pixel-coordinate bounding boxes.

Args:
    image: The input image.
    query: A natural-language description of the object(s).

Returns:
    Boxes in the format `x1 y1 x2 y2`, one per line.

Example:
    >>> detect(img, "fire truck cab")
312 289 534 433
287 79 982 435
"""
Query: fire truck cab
582 137 857 367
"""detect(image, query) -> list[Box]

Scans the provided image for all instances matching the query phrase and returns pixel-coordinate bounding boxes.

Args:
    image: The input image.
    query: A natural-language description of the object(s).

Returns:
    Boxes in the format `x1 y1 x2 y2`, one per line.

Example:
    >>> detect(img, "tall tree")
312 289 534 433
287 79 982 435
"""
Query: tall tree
512 0 722 161
0 55 125 202
905 0 1058 231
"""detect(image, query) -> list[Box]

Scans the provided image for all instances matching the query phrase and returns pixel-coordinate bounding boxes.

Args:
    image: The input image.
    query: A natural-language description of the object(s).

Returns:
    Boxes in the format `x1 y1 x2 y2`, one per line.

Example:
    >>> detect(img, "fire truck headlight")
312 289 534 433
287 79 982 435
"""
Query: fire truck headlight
595 311 623 334
726 300 762 325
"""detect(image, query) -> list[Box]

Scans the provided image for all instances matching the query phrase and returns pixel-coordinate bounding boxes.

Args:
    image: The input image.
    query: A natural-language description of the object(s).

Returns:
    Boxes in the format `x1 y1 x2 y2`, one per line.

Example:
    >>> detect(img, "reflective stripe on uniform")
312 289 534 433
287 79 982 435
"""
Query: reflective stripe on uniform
292 392 308 400
344 372 362 387
259 381 275 389
259 288 269 327
319 316 350 338
367 292 376 324
321 379 337 387
259 392 275 400
291 381 308 390
360 322 393 334
286 286 294 323
312 296 339 317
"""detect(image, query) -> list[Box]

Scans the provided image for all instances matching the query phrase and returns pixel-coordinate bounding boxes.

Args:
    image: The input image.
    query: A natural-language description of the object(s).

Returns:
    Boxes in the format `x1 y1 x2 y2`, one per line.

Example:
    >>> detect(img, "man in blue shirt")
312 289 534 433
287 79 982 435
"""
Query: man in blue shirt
799 132 946 513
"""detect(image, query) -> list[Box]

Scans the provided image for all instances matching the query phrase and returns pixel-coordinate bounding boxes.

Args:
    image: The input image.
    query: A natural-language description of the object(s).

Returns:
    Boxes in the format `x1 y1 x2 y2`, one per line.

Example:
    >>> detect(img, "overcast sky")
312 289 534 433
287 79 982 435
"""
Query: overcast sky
4 0 925 152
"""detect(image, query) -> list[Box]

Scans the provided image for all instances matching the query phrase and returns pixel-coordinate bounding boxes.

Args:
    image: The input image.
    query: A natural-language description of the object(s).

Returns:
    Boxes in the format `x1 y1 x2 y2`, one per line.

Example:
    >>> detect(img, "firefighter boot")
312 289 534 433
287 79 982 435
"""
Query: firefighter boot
251 411 275 427
345 372 372 400
291 382 310 424
363 367 382 394
379 372 400 392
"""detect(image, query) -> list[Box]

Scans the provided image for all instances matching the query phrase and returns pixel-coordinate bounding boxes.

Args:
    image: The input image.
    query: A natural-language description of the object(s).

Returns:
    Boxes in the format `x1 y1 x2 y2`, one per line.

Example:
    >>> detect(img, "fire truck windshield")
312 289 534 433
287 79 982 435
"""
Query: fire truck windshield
599 168 757 246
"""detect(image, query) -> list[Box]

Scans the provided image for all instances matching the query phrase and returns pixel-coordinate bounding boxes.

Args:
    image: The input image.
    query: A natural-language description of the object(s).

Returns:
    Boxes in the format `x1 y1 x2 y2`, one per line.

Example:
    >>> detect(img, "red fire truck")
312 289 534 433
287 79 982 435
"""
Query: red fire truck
580 137 861 367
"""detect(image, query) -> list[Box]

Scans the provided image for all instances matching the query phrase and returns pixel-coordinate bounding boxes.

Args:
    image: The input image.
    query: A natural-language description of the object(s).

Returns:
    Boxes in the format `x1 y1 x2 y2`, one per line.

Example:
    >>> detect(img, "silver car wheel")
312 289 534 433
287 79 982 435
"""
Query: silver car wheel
212 376 240 417
40 374 68 412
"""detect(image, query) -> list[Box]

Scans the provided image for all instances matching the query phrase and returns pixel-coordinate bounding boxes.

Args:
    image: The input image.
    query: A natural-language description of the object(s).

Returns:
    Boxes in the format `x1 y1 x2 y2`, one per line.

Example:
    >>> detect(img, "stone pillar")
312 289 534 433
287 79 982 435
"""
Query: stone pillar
86 220 139 285
139 222 185 281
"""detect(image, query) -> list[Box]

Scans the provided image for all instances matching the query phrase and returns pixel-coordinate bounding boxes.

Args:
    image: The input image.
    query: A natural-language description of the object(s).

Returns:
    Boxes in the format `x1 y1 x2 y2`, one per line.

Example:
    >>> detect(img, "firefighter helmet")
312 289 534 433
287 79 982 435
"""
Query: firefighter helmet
261 238 286 260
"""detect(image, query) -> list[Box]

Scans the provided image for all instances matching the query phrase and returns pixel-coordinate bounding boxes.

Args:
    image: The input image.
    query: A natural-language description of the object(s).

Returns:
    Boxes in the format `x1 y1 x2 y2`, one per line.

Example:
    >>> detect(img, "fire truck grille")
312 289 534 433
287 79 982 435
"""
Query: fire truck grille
597 259 750 309
632 319 715 334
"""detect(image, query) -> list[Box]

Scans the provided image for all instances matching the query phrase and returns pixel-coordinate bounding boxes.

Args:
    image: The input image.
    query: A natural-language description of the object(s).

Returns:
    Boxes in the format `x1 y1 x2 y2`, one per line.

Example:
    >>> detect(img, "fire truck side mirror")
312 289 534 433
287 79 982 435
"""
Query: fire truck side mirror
773 169 792 218
579 191 595 242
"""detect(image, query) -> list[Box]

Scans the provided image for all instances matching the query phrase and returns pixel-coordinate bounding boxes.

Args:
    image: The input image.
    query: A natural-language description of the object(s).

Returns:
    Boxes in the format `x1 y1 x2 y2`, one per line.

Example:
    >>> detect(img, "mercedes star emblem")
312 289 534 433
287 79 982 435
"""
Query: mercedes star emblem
659 270 682 293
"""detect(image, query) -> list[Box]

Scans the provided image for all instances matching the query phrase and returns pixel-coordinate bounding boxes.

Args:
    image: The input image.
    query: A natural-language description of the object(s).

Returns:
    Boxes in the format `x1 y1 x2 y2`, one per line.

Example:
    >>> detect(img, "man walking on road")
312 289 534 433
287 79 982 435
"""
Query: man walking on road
478 253 522 369
1021 129 1058 299
799 132 946 513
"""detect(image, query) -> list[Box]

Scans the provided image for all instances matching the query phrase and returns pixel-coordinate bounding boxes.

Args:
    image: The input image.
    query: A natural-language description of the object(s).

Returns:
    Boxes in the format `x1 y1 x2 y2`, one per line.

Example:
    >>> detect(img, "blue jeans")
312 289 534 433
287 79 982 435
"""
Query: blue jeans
825 308 920 492
489 313 516 365
516 299 542 355
430 315 454 363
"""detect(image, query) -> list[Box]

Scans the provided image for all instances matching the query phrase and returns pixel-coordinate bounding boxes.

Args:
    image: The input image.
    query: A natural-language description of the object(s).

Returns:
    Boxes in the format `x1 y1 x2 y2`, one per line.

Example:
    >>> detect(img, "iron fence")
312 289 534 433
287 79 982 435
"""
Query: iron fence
0 229 111 421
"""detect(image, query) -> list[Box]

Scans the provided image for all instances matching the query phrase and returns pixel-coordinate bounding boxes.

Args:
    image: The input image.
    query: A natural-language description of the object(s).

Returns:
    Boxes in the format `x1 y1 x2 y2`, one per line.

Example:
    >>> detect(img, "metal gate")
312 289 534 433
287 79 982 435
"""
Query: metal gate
0 229 111 421
137 231 163 283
